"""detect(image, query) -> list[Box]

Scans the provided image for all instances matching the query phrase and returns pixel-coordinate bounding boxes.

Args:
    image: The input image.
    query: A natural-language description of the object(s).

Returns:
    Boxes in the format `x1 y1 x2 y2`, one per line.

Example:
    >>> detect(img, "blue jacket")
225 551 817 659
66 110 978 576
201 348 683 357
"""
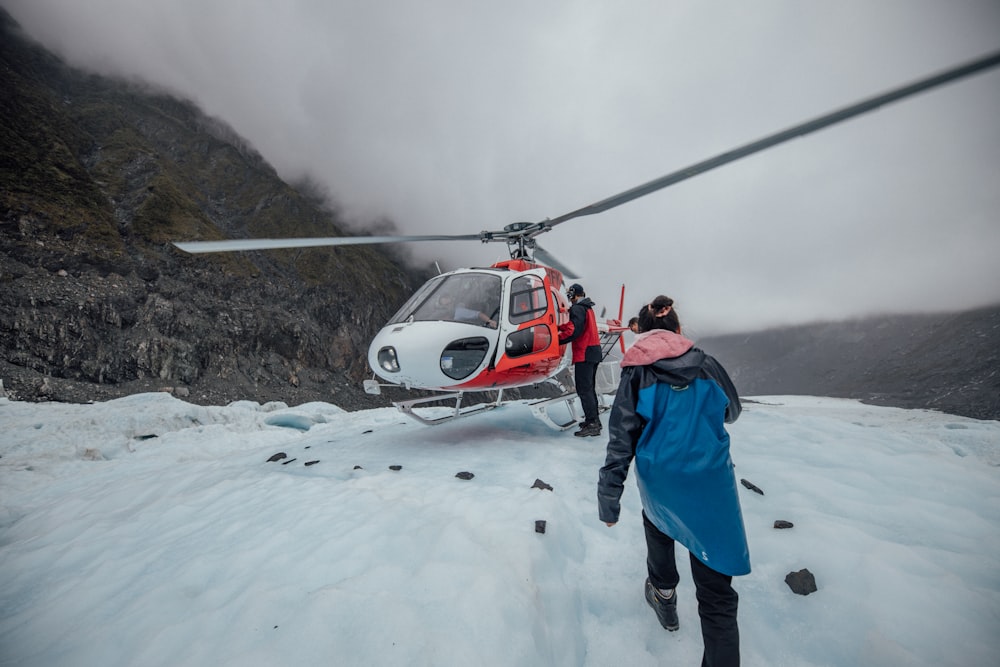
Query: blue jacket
597 330 750 576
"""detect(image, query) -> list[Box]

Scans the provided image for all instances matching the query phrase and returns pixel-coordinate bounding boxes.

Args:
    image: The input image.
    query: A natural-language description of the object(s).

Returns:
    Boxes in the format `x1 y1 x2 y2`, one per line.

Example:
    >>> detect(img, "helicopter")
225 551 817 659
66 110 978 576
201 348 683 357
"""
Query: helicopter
175 49 1000 429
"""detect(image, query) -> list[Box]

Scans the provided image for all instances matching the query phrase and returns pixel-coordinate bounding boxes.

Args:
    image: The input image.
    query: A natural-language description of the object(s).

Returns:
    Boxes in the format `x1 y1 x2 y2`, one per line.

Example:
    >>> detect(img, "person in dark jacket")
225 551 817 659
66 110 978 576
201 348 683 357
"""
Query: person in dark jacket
558 283 603 437
598 295 748 667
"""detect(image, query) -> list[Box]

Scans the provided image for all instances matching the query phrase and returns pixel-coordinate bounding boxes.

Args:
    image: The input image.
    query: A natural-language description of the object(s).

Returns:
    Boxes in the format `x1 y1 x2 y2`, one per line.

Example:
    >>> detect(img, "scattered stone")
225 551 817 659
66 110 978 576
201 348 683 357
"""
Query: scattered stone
173 386 190 398
267 452 287 462
304 460 319 466
532 478 554 491
774 520 794 529
282 458 297 465
785 568 818 595
740 478 764 495
535 520 547 534
389 465 402 471
455 471 474 480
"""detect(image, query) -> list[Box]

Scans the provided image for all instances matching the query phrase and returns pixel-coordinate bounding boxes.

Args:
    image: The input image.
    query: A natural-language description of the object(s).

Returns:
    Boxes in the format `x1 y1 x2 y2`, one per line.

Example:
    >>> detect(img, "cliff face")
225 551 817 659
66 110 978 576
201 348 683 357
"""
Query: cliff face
1 11 430 408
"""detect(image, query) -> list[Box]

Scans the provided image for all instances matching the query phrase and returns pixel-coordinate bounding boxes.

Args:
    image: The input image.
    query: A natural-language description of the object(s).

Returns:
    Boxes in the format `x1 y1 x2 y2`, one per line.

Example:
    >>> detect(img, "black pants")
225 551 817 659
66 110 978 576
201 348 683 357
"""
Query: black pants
574 360 599 423
644 512 740 667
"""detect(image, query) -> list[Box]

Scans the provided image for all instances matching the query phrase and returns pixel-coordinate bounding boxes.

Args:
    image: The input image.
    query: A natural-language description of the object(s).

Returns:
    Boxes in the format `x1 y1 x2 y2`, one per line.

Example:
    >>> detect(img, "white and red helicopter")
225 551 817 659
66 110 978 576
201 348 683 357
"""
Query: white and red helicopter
177 223 628 428
175 50 999 428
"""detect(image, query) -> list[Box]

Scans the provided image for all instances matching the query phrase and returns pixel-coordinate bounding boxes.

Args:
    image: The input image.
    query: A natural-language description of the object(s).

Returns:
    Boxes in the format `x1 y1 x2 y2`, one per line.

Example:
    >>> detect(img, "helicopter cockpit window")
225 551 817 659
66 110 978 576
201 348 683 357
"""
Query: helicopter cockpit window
390 273 502 326
509 275 548 325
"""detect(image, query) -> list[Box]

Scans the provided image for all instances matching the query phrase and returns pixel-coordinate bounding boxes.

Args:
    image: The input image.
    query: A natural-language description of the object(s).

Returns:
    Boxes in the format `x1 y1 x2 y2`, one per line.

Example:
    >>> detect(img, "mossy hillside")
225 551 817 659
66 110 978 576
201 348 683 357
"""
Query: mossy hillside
1 9 430 407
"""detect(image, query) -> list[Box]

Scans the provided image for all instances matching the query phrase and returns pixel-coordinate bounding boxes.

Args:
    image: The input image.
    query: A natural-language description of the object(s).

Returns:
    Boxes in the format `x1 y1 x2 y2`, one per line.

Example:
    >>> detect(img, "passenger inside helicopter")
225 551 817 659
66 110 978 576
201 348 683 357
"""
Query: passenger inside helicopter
403 273 502 327
434 293 497 328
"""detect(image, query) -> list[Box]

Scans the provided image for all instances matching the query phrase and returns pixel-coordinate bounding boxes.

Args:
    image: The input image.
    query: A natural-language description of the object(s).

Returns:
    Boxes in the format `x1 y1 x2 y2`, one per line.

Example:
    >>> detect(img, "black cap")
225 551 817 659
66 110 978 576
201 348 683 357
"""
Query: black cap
567 283 585 298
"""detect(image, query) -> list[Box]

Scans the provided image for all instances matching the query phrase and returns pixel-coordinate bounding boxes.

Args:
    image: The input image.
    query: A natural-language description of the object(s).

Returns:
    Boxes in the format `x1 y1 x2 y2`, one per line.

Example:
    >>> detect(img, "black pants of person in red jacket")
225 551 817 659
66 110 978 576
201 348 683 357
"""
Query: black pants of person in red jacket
574 359 599 424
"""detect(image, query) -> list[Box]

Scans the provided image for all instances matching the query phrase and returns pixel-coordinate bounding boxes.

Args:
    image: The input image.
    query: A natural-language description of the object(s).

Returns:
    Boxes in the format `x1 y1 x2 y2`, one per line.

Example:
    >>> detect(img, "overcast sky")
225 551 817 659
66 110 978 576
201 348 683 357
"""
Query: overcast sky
5 1 999 335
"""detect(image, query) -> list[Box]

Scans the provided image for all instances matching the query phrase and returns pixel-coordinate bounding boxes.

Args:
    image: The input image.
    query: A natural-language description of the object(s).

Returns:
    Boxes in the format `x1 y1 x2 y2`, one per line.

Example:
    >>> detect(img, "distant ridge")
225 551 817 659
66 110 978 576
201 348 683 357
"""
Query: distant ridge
699 304 1000 421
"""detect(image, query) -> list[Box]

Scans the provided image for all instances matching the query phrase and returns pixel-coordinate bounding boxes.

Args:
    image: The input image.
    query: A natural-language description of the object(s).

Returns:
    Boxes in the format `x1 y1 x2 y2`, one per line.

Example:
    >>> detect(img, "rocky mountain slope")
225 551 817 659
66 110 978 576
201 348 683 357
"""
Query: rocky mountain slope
1 10 431 410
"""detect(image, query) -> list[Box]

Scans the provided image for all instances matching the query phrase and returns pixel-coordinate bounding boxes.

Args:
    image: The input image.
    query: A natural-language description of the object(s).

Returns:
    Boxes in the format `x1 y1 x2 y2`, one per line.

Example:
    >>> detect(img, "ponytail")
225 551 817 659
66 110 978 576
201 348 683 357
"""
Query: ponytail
637 295 680 333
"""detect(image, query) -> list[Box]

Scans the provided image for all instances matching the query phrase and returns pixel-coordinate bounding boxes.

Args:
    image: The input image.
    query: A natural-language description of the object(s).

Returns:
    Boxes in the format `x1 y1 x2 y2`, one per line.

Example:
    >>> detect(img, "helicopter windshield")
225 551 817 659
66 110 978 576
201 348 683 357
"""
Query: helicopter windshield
387 272 503 325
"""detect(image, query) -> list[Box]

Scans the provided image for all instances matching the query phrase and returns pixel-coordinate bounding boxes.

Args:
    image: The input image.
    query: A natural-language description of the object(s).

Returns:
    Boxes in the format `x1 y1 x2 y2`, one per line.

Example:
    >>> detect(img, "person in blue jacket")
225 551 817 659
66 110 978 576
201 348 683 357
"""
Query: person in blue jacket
598 295 748 667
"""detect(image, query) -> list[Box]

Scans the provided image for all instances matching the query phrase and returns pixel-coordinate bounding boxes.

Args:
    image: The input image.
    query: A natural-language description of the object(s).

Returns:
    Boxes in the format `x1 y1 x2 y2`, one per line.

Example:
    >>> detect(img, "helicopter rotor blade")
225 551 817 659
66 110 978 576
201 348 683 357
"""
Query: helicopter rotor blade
174 51 999 261
538 49 1000 231
531 244 580 279
174 233 482 254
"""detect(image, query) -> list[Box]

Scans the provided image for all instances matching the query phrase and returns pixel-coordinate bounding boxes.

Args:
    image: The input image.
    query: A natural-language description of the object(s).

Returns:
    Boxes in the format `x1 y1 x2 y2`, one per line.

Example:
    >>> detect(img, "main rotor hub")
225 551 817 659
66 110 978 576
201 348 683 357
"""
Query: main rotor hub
504 222 534 233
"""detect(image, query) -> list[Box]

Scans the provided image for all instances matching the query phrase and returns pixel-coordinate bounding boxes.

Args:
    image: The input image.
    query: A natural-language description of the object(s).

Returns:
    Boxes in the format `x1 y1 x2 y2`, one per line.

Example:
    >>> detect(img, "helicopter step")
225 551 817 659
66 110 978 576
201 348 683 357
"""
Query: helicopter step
527 392 611 431
528 392 583 430
528 359 620 430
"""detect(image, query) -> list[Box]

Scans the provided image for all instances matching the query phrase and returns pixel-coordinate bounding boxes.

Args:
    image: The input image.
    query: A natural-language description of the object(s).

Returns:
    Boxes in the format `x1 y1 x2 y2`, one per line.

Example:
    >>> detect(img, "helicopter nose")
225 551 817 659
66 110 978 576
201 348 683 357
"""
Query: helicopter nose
368 321 498 390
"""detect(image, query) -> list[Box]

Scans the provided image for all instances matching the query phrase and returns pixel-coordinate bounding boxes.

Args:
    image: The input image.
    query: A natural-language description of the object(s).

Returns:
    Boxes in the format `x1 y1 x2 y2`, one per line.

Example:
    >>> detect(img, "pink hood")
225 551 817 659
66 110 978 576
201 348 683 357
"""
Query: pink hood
621 330 695 368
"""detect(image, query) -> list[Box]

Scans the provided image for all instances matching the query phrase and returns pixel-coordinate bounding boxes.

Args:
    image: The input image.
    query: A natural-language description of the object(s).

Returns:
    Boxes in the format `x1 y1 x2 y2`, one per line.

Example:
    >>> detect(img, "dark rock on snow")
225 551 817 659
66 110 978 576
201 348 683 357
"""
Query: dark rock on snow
532 478 554 491
785 568 818 596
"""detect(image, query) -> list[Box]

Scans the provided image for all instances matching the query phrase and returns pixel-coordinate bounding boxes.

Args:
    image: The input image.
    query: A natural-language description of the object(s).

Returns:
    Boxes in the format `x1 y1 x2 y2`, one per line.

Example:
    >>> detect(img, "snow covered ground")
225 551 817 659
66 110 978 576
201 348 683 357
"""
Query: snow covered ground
1 393 998 667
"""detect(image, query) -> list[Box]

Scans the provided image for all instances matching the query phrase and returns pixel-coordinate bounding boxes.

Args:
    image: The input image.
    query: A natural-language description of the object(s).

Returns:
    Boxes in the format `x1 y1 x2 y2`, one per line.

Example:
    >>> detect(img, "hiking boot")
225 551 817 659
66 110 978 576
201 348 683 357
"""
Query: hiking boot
644 578 679 631
573 420 602 437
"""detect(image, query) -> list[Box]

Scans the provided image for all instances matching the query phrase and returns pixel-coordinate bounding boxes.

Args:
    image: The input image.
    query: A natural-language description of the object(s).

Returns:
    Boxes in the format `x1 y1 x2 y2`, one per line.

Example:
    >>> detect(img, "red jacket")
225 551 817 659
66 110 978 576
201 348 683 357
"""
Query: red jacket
558 298 601 363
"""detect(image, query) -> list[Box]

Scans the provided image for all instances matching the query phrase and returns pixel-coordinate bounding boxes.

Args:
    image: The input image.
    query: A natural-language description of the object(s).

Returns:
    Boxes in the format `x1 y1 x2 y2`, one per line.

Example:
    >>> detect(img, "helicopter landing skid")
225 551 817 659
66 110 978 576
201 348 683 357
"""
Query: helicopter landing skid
394 391 505 426
393 388 611 431
528 393 583 430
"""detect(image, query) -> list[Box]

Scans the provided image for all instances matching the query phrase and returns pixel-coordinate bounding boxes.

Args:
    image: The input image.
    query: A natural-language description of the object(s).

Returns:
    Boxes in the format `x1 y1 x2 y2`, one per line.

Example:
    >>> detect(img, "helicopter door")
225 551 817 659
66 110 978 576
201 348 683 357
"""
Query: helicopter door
494 270 564 378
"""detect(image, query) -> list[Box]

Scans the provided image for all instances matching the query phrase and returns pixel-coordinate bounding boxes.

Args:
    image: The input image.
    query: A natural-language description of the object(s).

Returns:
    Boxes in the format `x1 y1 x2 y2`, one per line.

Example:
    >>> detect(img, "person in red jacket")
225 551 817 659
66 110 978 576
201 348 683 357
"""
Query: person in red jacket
558 283 603 436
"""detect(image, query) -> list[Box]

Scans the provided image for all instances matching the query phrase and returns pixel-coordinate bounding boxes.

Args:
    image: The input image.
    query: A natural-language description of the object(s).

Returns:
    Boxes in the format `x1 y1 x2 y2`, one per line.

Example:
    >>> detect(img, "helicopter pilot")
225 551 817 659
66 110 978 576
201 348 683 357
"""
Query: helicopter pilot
435 293 497 328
